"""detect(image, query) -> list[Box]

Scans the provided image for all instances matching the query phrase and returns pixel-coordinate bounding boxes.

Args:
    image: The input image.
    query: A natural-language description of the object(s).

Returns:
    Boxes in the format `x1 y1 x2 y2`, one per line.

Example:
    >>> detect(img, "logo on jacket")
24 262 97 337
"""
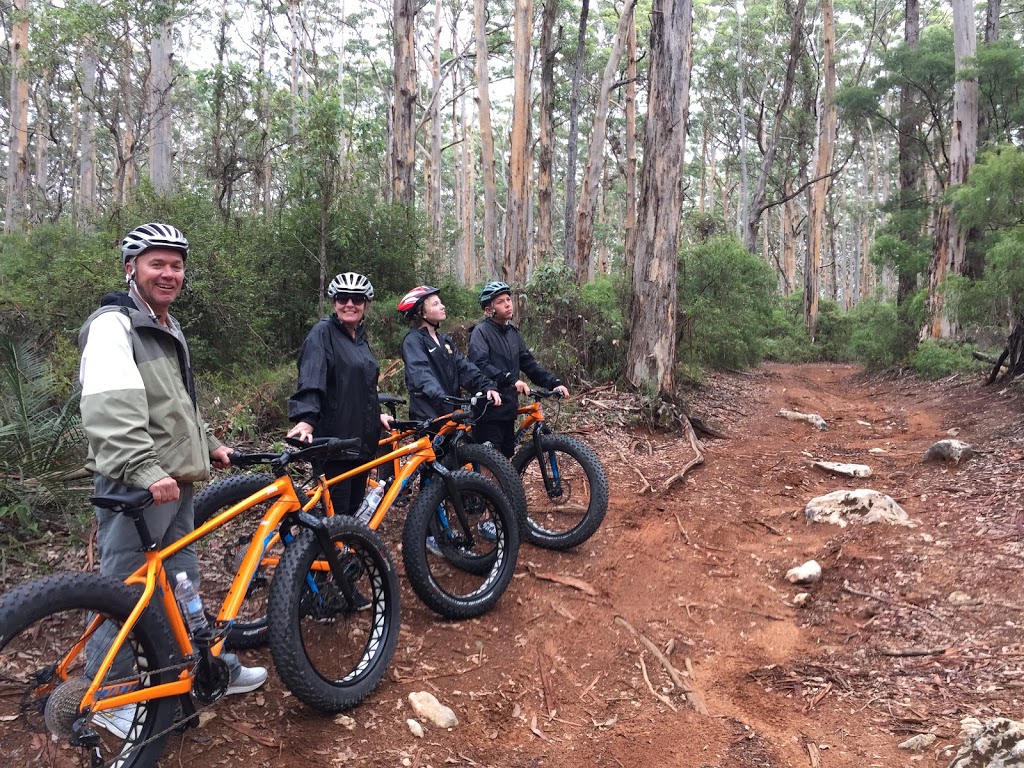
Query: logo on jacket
428 345 438 353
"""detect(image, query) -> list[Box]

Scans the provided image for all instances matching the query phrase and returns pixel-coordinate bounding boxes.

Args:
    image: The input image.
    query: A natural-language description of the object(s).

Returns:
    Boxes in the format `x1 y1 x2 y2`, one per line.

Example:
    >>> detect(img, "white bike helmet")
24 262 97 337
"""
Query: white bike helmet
327 272 375 301
120 222 189 266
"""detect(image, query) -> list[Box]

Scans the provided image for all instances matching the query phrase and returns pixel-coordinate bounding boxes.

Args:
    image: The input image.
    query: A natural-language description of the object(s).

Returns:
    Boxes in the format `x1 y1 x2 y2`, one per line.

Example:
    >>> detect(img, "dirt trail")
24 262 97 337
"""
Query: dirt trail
12 363 1024 767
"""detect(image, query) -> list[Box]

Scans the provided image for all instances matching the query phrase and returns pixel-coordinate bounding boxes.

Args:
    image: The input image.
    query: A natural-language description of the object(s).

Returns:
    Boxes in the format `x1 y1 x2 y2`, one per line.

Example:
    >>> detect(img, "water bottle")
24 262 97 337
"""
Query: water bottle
174 571 210 637
355 481 387 524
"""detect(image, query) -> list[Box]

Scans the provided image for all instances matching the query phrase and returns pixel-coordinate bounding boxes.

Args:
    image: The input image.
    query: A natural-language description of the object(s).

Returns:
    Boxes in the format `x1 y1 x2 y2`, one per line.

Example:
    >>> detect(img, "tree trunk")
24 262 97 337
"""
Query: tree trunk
392 0 417 205
781 178 797 295
574 0 637 284
536 0 559 267
34 75 49 219
504 0 534 286
742 0 807 252
78 20 98 225
895 0 920 304
212 0 228 215
475 0 501 278
922 0 977 340
563 0 590 274
626 0 692 397
804 0 836 341
5 0 30 233
623 10 638 277
148 15 173 194
427 0 443 243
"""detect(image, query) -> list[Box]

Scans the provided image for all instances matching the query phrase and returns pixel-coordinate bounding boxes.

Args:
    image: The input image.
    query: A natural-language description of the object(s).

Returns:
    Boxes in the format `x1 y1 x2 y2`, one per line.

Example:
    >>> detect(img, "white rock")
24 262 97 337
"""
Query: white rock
792 592 811 607
869 447 888 454
786 560 822 585
898 733 936 751
805 489 916 528
407 719 424 738
923 439 975 465
408 691 458 728
948 591 974 605
812 460 872 478
949 717 1024 767
333 714 356 730
778 409 828 431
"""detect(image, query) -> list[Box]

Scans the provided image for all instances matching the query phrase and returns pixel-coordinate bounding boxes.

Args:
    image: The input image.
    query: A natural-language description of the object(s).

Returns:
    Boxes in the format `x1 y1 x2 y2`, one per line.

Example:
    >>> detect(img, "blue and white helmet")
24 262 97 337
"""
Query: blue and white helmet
120 222 189 266
478 280 512 308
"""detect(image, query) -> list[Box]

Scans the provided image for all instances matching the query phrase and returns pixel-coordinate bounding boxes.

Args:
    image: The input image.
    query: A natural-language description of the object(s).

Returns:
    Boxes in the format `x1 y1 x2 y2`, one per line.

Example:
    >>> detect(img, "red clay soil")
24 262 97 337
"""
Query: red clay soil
12 363 1024 767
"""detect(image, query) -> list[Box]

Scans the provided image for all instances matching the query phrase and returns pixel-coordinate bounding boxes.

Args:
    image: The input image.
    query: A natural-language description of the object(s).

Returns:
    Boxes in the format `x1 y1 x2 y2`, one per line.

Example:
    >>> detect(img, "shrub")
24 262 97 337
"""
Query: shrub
677 236 777 369
909 340 987 380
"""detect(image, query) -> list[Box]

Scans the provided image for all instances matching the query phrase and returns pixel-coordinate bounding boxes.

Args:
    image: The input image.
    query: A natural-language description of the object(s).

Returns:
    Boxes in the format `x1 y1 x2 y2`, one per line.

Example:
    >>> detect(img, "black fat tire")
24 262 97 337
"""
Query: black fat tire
451 441 528 534
267 517 400 713
402 470 520 619
0 573 176 768
512 433 608 549
193 473 277 649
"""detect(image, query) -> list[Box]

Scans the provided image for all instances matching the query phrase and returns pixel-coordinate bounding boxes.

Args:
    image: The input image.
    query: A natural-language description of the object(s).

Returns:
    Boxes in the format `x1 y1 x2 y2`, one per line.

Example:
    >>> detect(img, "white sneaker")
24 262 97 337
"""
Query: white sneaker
226 664 268 695
93 703 136 739
425 536 442 557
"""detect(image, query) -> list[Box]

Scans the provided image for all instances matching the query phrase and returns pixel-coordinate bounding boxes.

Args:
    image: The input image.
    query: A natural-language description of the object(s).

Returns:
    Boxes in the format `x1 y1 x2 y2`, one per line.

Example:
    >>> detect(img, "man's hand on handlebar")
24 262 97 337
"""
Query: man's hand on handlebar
553 385 569 399
485 390 502 407
514 380 531 396
286 420 315 443
380 413 395 430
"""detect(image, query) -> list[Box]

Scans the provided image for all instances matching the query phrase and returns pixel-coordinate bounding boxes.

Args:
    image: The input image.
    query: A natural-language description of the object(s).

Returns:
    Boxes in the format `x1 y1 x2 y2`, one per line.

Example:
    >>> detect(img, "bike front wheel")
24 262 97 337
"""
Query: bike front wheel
0 573 176 768
402 470 520 619
512 433 609 549
451 441 529 534
268 516 400 713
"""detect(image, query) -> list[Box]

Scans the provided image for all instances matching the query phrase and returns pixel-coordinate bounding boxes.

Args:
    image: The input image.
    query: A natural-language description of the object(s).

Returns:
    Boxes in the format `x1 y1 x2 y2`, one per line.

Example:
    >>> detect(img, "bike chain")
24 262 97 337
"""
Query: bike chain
84 655 221 768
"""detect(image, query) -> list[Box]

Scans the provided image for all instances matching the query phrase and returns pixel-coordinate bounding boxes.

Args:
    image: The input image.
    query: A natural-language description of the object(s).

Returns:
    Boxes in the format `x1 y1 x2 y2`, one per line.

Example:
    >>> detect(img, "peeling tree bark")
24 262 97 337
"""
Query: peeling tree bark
475 0 501 279
504 0 534 286
5 0 30 233
626 0 692 396
574 0 637 284
536 0 559 267
392 0 417 206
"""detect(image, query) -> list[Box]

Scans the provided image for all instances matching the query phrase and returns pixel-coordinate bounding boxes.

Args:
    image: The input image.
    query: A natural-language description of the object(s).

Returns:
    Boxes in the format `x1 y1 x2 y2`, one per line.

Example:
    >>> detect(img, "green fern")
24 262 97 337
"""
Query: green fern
0 336 87 531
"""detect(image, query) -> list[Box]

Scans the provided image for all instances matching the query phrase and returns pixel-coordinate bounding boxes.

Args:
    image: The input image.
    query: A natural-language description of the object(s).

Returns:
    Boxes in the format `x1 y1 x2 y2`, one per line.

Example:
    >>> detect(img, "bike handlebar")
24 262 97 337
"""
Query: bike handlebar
229 436 362 469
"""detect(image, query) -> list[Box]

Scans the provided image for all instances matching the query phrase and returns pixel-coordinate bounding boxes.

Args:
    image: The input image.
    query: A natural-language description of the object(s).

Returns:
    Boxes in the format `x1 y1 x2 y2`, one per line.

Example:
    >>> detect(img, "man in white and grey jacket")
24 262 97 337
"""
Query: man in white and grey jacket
78 222 265 737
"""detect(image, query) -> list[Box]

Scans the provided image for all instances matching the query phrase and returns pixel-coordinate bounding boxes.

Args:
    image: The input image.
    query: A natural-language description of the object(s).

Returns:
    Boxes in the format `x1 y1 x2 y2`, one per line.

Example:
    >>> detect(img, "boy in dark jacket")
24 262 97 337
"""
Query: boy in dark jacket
468 281 569 457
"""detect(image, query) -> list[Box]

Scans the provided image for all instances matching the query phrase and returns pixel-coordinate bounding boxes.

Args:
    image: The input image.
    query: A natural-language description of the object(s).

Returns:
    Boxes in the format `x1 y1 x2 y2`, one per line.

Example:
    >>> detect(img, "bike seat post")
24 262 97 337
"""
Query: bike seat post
129 511 158 552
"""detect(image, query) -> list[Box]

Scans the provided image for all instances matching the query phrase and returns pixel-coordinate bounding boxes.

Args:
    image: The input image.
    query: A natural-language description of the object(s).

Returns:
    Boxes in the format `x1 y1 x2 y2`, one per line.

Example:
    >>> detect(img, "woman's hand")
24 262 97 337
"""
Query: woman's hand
485 390 502 407
379 413 395 430
287 421 315 443
514 380 531 396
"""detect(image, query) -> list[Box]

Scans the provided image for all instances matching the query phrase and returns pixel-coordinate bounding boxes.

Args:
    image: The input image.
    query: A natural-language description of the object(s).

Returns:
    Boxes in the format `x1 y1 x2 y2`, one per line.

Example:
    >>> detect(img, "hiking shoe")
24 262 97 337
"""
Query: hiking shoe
93 703 136 739
226 664 268 696
477 519 497 542
425 536 442 557
351 588 372 611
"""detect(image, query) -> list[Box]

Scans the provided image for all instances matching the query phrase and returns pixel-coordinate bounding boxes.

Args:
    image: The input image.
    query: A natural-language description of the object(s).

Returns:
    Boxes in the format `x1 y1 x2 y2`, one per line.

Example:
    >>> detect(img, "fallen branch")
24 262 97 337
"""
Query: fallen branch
615 616 708 714
842 582 943 621
662 416 705 492
876 647 947 658
615 446 653 493
538 650 556 717
529 567 598 596
639 653 677 711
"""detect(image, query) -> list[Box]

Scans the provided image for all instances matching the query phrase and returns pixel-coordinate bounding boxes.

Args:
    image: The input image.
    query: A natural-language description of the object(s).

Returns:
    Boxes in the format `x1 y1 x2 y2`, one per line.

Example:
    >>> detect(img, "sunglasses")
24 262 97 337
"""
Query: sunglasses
334 294 367 306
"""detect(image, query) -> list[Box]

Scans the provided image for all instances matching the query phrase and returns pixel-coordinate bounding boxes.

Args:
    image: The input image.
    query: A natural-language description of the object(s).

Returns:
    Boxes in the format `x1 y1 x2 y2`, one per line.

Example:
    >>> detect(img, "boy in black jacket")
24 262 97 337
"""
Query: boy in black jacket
468 281 569 457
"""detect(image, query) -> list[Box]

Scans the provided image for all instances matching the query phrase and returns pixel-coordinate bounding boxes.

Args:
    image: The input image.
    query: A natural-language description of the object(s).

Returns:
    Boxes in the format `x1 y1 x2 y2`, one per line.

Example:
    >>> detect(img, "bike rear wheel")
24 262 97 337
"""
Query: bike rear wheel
512 433 608 549
193 473 279 649
268 516 400 712
402 470 520 619
0 573 176 768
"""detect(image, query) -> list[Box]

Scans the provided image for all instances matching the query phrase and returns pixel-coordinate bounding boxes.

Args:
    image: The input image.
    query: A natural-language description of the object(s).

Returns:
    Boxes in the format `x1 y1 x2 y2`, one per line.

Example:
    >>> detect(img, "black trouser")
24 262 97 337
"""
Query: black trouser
324 459 369 515
472 420 516 458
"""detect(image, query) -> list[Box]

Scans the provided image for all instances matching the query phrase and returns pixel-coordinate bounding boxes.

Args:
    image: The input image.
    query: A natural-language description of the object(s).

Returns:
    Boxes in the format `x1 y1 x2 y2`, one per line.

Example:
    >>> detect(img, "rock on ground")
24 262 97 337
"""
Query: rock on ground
948 718 1024 767
805 489 916 527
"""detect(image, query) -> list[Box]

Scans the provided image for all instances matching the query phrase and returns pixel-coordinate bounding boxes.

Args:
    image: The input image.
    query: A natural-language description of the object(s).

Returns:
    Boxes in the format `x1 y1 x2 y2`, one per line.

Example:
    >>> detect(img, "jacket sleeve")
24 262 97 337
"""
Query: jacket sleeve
518 333 561 389
79 311 169 490
468 325 514 386
402 333 449 402
288 324 329 427
455 347 497 394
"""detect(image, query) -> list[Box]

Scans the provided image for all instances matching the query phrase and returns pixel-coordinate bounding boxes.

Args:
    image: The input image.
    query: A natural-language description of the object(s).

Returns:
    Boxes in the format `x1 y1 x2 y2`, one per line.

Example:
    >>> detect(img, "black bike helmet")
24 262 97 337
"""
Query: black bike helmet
478 280 512 308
